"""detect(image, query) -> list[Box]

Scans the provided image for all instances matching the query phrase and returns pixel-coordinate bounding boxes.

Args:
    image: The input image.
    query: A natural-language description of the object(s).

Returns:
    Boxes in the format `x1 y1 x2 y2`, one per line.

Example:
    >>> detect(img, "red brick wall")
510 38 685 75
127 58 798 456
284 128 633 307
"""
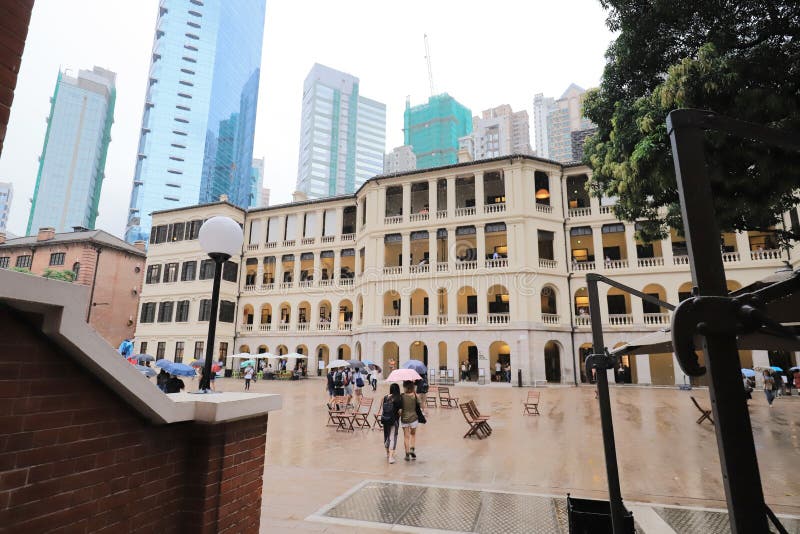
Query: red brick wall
0 306 268 533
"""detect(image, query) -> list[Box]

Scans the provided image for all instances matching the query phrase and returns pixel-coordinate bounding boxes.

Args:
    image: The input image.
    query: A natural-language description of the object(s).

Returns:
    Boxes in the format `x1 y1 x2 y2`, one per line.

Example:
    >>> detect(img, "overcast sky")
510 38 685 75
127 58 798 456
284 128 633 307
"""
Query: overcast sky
0 0 615 238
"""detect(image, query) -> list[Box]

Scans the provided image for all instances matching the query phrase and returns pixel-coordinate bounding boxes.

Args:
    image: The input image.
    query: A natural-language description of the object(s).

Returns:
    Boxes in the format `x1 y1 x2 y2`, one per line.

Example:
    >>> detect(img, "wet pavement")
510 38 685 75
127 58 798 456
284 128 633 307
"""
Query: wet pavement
210 378 800 533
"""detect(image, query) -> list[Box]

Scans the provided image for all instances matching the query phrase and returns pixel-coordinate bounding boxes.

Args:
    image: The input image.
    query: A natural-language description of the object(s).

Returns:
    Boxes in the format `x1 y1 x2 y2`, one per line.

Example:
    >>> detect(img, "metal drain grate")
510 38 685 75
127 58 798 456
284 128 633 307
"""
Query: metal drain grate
652 506 800 534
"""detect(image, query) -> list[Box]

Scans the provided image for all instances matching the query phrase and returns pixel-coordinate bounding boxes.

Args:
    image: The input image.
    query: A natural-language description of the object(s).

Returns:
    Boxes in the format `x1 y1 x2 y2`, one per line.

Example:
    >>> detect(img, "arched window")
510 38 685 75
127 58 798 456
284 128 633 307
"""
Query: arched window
72 262 80 279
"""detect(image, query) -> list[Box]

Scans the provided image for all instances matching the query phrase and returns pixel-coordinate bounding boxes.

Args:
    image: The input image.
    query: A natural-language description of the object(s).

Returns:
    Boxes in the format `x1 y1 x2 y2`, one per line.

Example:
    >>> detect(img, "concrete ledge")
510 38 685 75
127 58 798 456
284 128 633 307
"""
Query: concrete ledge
0 269 281 425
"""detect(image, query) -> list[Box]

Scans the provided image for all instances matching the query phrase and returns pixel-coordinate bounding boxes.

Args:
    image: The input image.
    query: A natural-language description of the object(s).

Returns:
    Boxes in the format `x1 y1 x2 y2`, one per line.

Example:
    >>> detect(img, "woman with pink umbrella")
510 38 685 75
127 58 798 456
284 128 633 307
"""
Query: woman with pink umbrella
386 369 427 462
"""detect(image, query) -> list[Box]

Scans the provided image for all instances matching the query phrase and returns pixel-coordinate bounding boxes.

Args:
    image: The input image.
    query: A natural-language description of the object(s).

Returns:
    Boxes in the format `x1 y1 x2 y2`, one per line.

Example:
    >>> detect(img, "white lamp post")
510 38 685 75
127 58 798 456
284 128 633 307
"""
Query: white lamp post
198 216 243 392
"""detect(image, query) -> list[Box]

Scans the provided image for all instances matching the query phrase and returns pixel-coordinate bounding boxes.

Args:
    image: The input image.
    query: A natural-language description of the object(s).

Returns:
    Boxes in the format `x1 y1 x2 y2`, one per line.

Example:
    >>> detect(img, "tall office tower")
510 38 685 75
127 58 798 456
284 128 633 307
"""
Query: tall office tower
125 0 267 243
533 84 595 162
295 64 386 199
404 93 472 170
0 182 12 232
250 157 264 207
383 145 416 174
27 67 116 235
458 105 532 161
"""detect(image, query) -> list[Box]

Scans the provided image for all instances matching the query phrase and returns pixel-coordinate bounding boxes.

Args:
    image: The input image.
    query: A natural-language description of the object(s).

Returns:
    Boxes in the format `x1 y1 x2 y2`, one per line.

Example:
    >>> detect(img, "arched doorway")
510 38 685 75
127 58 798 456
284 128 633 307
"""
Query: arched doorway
257 344 268 354
238 344 251 354
458 341 478 381
354 341 362 360
457 286 478 324
316 344 330 375
574 287 589 317
541 285 558 321
318 300 332 330
410 289 429 324
578 342 593 383
276 344 288 356
487 285 510 323
242 304 254 327
338 344 351 360
259 304 272 331
294 344 309 374
383 290 401 323
383 342 399 378
338 299 353 330
410 341 427 367
297 301 311 329
544 341 561 383
438 341 447 371
278 302 291 329
489 341 511 383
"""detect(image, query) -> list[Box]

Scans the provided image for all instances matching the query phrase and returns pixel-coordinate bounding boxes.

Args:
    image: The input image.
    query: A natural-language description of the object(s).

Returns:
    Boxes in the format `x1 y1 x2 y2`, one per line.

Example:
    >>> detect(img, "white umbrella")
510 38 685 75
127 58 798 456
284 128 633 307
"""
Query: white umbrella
231 352 252 360
327 359 349 368
284 352 307 359
253 352 276 359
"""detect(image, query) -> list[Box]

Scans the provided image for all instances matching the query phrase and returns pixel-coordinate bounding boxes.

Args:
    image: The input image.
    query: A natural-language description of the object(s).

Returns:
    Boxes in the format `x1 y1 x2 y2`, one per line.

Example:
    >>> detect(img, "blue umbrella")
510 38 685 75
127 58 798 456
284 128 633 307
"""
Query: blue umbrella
135 364 157 378
741 369 755 378
240 359 256 368
165 362 196 377
771 366 783 372
402 360 427 375
155 359 172 369
133 354 155 363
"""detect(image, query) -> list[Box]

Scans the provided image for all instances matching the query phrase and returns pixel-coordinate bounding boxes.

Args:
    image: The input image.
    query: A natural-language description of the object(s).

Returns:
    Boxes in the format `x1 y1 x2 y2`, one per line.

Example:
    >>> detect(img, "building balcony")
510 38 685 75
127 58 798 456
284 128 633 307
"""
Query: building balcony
604 259 628 269
342 233 356 242
278 324 290 331
383 266 402 275
576 315 591 327
751 249 781 261
484 202 506 214
317 321 332 331
410 264 429 274
568 207 592 218
265 242 277 249
279 282 293 289
282 240 296 247
487 312 509 324
259 324 271 332
599 205 614 215
297 322 310 332
382 316 400 326
261 283 275 291
535 203 553 214
608 314 634 326
722 251 740 263
409 213 428 223
486 258 508 269
541 313 560 324
319 279 334 287
299 280 313 288
457 314 478 325
241 324 254 333
572 260 595 271
539 258 557 269
637 257 664 268
243 284 256 293
340 278 354 287
438 315 447 325
409 315 428 326
643 313 670 325
384 215 403 225
673 255 689 265
436 210 447 219
301 237 315 245
455 206 476 217
455 260 477 271
436 262 448 272
321 235 335 244
340 321 352 331
246 244 259 251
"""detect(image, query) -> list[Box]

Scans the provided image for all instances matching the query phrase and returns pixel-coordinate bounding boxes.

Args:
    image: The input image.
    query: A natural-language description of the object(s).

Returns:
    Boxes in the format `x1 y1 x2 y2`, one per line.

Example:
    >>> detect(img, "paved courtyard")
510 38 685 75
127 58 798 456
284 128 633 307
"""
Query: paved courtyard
210 378 800 533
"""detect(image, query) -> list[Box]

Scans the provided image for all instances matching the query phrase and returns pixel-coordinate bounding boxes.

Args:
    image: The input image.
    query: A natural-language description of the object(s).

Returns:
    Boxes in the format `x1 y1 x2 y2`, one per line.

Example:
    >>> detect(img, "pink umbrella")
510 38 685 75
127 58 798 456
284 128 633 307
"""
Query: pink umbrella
386 369 422 382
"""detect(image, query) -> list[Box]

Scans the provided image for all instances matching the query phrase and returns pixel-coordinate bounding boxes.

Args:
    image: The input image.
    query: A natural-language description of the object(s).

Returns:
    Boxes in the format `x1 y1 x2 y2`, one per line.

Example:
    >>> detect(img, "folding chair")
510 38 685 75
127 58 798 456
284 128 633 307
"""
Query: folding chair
438 386 459 408
426 386 438 408
459 402 490 439
691 396 714 425
326 396 348 427
523 390 540 415
373 403 383 430
467 400 492 435
351 397 373 429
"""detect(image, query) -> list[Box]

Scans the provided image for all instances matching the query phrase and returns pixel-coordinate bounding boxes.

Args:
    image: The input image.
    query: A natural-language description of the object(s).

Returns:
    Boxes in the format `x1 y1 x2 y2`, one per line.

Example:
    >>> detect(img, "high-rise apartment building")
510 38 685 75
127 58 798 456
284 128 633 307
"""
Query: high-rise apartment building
295 64 386 199
0 182 12 232
125 0 267 243
458 105 532 161
250 157 264 208
404 94 472 170
533 84 594 162
383 145 417 174
27 67 116 235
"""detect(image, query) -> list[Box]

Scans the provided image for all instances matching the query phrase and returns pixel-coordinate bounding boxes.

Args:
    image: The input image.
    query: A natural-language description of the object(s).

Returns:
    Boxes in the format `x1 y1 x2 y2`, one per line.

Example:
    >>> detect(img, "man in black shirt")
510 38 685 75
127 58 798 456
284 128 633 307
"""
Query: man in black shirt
165 375 185 393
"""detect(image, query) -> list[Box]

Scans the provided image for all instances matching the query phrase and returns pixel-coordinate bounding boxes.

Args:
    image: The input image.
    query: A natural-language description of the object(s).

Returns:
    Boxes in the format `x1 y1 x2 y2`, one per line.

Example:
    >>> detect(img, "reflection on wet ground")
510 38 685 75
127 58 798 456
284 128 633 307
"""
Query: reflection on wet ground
212 378 800 532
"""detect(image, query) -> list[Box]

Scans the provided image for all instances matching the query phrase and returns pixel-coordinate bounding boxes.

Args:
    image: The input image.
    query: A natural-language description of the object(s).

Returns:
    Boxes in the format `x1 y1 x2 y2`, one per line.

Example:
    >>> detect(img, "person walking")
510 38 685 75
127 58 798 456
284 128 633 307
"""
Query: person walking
156 369 169 392
326 368 335 399
244 365 255 391
165 374 185 393
381 383 403 464
763 370 776 407
400 381 426 461
495 360 502 382
353 368 365 400
343 368 354 405
370 367 379 391
460 361 467 381
333 366 346 397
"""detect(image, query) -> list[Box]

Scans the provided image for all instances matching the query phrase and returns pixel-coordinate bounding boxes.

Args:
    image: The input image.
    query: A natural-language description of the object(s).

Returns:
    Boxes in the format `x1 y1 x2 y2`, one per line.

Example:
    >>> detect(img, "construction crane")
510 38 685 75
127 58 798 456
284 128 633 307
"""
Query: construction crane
424 34 435 97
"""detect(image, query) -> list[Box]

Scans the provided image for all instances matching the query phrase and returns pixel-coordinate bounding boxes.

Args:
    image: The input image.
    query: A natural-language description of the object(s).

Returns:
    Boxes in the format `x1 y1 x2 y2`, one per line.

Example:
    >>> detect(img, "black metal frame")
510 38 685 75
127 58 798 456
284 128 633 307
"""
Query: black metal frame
199 252 230 392
667 109 800 533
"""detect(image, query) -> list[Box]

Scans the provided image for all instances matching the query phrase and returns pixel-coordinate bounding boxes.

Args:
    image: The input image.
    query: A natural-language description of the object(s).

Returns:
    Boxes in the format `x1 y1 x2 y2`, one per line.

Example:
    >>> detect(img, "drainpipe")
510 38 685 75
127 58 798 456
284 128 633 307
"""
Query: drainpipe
86 247 102 322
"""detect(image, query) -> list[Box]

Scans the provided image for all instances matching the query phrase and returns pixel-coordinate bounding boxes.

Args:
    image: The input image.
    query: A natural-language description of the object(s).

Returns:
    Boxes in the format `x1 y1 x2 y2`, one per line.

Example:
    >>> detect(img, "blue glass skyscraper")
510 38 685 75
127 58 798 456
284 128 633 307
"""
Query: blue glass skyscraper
125 0 266 243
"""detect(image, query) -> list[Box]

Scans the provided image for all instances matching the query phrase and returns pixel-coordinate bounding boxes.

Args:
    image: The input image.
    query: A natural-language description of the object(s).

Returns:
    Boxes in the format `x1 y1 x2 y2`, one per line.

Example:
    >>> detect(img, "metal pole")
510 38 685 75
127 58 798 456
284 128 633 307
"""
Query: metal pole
200 253 227 391
587 275 626 533
667 110 768 533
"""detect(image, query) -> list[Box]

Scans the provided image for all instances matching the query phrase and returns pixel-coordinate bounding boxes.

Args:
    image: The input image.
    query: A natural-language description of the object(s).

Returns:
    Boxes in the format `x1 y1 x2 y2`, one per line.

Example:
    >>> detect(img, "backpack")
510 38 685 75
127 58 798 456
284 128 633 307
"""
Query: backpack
356 375 364 388
334 371 344 388
417 377 429 394
381 395 396 424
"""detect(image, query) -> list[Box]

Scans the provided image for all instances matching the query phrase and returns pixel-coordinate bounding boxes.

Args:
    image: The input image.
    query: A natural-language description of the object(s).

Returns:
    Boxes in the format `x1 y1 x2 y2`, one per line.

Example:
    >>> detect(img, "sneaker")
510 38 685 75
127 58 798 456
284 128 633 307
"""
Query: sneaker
389 456 396 464
405 453 410 461
410 449 416 460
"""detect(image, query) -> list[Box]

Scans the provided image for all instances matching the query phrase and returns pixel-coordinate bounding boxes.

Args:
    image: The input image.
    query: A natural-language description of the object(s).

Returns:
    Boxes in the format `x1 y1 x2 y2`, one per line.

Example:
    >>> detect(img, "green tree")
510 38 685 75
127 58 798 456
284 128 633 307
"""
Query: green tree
583 0 800 243
42 268 76 282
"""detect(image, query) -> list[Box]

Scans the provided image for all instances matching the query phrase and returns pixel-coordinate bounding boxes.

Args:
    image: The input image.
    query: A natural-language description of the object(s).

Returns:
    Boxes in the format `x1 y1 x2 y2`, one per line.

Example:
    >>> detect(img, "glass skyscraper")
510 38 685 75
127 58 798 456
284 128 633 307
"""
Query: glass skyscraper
296 64 386 199
125 0 266 243
27 67 116 235
404 93 472 170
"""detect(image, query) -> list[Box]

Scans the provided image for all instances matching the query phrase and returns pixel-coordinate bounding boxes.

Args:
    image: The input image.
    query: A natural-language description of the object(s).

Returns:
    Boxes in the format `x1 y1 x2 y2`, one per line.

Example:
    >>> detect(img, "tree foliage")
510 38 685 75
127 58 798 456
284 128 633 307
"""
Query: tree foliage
41 268 76 282
583 0 800 243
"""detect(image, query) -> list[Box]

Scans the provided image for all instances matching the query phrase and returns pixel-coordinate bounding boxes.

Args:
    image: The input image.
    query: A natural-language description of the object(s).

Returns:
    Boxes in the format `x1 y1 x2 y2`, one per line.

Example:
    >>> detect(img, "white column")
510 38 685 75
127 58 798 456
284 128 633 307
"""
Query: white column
336 206 344 236
589 195 601 216
673 355 689 386
660 235 673 264
752 350 770 368
402 182 411 221
256 262 264 288
592 226 604 268
476 226 486 268
428 231 437 265
735 231 752 263
313 252 320 283
446 177 456 214
428 180 437 216
624 224 637 264
474 171 485 213
401 232 410 272
355 200 363 232
377 187 386 226
635 354 651 384
293 256 301 286
447 228 455 272
631 294 644 325
333 250 341 282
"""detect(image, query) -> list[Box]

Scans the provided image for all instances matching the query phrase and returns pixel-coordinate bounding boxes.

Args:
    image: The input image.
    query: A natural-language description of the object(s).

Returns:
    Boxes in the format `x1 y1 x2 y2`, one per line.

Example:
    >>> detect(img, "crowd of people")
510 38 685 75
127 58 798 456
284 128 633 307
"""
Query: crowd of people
753 368 800 407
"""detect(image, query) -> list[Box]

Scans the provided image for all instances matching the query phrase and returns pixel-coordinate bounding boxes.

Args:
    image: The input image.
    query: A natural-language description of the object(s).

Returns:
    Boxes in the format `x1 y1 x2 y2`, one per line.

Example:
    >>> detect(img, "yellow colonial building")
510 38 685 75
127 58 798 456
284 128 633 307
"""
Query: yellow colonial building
133 155 798 385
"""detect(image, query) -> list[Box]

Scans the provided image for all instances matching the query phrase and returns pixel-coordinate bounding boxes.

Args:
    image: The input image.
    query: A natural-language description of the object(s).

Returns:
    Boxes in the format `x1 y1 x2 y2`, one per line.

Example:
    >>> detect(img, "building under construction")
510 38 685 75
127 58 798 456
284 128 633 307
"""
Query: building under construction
403 94 472 170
